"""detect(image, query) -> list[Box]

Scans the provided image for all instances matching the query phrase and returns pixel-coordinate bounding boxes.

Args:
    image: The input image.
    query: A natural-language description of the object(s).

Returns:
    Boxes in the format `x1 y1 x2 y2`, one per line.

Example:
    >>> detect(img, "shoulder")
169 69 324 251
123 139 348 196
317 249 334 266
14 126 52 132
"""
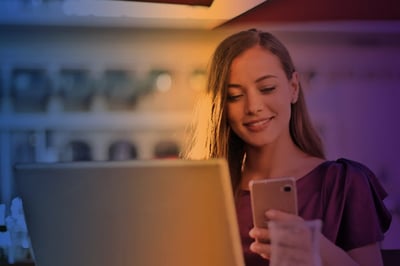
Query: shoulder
297 158 392 250
299 158 381 198
321 158 373 175
317 159 392 249
319 158 380 189
320 158 391 226
317 158 389 200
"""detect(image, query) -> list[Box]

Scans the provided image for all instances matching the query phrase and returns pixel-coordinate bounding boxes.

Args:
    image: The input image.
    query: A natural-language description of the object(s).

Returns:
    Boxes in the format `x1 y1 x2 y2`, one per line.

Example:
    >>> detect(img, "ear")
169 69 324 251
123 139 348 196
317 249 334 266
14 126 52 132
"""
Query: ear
290 72 300 104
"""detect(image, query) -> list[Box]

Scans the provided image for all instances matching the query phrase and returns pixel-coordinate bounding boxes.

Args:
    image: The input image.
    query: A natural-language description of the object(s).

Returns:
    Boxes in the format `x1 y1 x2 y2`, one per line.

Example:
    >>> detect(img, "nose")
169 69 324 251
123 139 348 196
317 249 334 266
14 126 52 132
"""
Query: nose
245 91 263 115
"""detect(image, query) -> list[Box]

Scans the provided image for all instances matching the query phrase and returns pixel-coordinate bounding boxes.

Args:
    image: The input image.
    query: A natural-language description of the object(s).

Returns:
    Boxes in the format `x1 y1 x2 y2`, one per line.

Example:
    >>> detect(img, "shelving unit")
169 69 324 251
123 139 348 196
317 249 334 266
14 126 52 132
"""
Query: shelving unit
0 21 223 210
0 18 220 261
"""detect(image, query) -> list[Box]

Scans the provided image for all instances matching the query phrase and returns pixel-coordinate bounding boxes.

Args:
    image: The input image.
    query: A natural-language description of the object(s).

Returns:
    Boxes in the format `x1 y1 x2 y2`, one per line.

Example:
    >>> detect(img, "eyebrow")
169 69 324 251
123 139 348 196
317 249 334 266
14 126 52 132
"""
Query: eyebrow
255 74 277 83
227 74 277 88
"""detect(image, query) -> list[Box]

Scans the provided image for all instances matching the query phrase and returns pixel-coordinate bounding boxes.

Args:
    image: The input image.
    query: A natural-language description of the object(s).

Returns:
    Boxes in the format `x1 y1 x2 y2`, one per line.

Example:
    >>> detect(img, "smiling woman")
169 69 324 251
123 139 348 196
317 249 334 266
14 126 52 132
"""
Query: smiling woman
182 29 392 266
226 45 299 150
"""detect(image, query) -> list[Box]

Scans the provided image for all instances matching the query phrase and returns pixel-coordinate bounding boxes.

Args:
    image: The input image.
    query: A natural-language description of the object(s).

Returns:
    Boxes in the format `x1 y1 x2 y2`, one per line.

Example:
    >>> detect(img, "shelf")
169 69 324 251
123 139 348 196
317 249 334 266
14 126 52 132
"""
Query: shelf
0 112 191 131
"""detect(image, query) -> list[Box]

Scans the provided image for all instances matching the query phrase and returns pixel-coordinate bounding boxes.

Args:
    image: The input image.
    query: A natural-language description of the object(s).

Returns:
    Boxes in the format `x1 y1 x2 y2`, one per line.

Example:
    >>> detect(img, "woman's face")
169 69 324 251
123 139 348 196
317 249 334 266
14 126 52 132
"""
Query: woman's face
226 45 299 148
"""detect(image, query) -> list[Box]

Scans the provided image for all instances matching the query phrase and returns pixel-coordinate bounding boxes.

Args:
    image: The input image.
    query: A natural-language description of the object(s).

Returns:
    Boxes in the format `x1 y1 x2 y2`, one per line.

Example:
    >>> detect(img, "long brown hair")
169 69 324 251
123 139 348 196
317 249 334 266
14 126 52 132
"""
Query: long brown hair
183 29 325 192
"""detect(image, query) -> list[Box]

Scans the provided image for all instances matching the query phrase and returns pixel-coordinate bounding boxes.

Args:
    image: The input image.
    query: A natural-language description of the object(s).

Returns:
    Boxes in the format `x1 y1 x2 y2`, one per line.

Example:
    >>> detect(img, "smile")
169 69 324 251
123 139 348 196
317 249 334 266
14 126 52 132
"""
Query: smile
243 117 273 131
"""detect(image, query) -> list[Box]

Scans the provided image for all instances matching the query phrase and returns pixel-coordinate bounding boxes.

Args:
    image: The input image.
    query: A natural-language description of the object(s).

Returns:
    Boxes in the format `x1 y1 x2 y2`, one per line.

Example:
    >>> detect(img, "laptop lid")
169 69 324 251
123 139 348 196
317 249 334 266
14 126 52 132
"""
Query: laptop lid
15 159 244 266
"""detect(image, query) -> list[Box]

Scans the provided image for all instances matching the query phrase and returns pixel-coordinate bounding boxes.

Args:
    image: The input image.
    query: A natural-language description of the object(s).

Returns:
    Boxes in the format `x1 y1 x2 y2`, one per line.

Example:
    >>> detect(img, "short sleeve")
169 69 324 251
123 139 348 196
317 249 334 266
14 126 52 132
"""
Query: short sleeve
335 159 392 250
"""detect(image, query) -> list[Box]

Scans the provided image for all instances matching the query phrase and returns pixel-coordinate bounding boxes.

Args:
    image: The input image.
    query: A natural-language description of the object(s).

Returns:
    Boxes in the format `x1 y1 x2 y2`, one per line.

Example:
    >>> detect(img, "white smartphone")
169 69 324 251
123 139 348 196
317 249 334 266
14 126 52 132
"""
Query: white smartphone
249 177 298 228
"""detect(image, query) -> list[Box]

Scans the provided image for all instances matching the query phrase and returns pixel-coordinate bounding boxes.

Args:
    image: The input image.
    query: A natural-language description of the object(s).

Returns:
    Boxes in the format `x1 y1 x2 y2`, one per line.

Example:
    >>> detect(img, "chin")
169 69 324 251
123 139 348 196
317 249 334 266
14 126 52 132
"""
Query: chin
244 138 274 148
234 130 277 148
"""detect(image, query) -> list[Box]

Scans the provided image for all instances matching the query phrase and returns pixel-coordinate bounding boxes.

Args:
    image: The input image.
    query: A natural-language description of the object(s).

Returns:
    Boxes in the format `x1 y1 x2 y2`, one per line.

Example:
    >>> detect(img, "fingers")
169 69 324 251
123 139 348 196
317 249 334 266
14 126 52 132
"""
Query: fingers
248 211 304 260
249 240 271 260
248 210 304 260
249 227 270 242
249 210 302 243
249 227 271 259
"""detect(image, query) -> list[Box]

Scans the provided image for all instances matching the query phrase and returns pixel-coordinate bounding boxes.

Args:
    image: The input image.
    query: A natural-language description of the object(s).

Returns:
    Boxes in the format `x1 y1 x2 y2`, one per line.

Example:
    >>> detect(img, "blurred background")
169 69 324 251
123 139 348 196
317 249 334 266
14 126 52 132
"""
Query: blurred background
0 0 399 264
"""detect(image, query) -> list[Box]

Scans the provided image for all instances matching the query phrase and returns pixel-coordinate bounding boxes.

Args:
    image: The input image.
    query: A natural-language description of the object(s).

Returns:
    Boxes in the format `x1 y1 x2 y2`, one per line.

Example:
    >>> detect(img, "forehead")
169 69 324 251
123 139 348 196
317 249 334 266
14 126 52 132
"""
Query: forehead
229 45 283 81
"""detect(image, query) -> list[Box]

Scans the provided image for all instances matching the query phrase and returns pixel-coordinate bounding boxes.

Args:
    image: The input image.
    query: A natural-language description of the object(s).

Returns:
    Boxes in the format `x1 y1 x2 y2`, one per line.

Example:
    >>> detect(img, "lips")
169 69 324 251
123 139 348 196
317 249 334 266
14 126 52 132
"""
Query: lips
243 117 273 132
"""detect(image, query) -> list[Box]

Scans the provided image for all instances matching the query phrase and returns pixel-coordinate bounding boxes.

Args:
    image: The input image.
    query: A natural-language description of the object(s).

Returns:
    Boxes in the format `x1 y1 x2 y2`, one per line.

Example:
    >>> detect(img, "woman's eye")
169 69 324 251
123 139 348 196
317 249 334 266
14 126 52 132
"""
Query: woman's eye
260 87 275 93
227 94 243 101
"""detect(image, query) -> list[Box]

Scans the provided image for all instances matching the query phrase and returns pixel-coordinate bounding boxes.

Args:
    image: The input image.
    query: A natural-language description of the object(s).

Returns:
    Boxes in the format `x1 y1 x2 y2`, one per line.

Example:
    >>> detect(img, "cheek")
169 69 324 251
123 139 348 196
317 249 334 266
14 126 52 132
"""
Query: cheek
276 101 291 117
273 91 292 112
226 104 240 124
277 102 293 126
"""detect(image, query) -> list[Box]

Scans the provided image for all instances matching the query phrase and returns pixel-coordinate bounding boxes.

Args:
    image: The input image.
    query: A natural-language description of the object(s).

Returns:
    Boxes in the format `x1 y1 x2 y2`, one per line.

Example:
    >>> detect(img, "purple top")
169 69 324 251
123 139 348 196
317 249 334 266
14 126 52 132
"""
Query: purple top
235 158 392 266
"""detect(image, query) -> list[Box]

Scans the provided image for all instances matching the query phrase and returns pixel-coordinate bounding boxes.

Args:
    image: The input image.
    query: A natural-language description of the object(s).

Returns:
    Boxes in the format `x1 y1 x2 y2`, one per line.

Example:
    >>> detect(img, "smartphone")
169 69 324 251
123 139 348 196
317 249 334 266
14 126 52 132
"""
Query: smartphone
249 177 298 228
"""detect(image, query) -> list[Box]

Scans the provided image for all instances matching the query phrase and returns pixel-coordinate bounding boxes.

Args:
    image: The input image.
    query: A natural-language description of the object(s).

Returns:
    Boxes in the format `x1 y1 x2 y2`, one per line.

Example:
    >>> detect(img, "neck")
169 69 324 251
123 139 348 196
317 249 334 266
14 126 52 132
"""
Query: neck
247 142 305 175
240 134 314 190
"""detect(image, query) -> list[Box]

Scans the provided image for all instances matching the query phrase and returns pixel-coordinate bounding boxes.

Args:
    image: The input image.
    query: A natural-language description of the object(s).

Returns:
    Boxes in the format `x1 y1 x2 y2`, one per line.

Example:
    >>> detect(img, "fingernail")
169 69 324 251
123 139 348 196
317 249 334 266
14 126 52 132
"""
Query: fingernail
249 242 255 252
249 228 260 239
249 243 259 253
249 229 255 238
266 209 276 218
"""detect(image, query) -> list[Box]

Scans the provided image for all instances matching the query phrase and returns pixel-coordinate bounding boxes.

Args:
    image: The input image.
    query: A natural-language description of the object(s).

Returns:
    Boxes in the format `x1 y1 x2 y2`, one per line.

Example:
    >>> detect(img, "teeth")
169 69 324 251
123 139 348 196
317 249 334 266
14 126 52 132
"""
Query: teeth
249 120 266 126
247 118 271 127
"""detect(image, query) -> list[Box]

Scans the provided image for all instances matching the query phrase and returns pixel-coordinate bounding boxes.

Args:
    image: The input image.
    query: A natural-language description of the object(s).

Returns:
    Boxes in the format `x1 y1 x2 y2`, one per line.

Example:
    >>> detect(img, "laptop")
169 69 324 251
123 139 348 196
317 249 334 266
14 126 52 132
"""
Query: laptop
14 159 245 266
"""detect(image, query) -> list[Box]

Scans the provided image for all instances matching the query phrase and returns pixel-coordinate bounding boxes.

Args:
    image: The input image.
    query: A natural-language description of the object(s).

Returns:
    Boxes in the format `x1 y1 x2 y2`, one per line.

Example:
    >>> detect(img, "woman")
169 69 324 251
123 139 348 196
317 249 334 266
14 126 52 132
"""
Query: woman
183 29 391 266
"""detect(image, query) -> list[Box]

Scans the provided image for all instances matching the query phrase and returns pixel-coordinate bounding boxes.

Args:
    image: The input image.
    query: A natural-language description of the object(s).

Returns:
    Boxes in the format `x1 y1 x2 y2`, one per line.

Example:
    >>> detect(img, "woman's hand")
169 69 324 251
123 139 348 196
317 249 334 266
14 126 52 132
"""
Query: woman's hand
248 209 304 259
249 210 368 266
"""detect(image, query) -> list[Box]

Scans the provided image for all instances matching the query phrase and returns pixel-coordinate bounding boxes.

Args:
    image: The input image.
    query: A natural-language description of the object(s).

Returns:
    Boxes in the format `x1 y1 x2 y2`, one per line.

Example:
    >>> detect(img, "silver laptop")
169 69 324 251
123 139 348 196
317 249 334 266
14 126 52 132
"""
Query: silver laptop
15 159 244 266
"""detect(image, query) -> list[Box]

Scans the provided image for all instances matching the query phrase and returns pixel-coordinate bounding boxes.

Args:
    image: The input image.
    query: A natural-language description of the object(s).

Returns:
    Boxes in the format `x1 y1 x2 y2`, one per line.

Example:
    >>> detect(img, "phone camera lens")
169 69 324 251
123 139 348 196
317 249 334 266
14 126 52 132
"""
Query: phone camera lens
283 185 292 192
